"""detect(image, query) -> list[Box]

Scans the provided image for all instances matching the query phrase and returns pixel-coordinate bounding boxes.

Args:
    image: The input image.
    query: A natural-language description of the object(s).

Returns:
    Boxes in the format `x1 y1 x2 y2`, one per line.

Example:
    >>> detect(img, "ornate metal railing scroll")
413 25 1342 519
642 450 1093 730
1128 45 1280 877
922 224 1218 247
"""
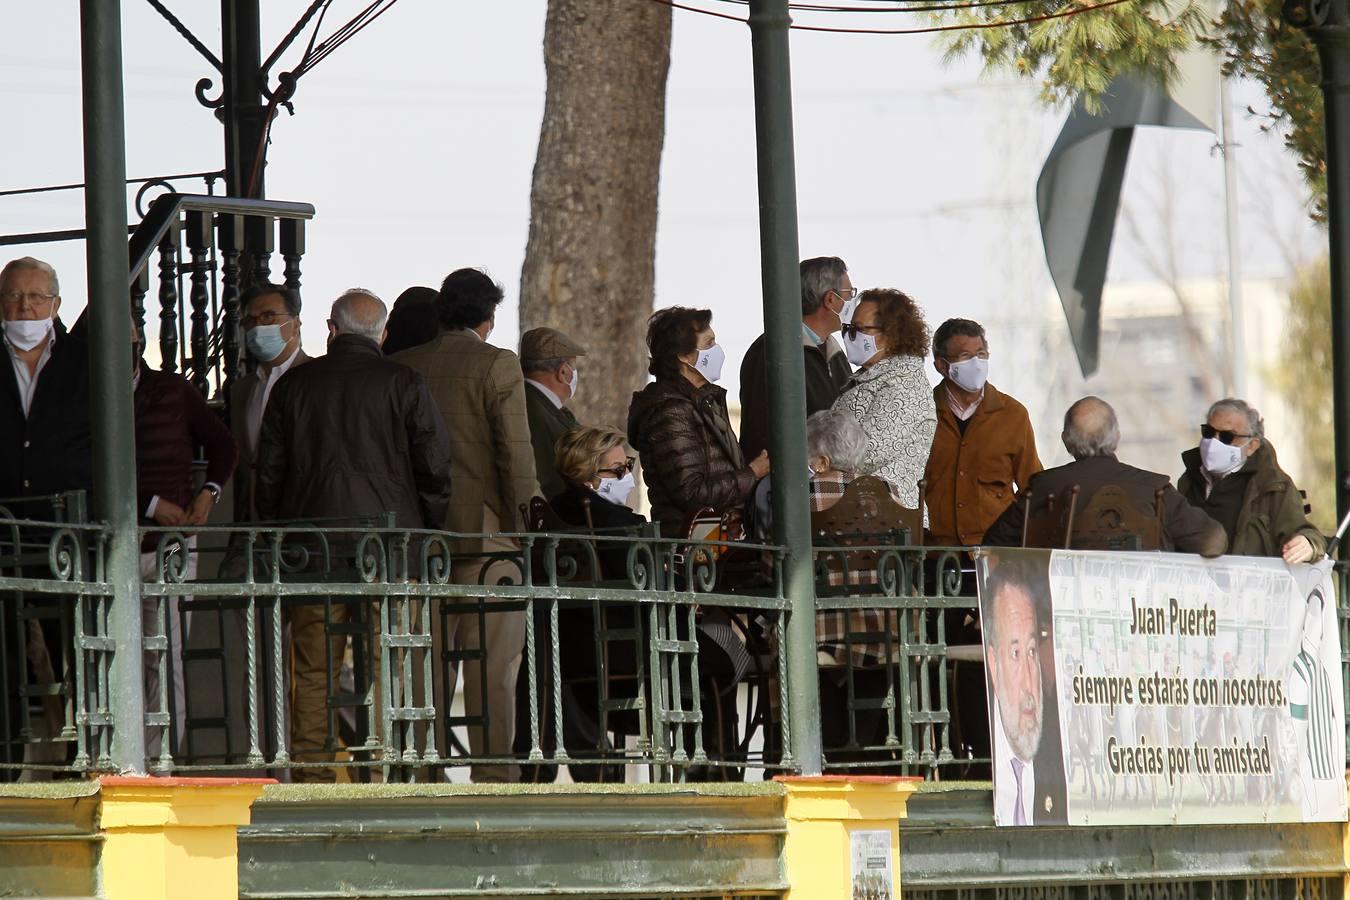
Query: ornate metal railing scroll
0 496 112 777
811 542 982 777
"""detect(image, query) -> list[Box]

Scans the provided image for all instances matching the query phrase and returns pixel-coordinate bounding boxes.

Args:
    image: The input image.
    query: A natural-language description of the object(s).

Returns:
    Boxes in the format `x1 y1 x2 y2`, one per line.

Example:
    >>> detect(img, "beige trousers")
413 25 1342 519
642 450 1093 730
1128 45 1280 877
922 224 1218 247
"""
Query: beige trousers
431 506 527 783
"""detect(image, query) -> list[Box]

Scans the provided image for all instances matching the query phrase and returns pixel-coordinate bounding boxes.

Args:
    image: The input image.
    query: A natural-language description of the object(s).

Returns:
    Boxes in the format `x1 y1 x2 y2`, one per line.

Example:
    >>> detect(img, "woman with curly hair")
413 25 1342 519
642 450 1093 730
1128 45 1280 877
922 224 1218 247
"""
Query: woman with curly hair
832 288 936 508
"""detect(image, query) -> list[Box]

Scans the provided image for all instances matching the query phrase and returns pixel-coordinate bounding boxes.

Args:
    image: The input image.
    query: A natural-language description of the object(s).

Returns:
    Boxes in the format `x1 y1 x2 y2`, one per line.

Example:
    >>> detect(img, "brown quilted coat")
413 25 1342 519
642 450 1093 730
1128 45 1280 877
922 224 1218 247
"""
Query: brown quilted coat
627 376 756 536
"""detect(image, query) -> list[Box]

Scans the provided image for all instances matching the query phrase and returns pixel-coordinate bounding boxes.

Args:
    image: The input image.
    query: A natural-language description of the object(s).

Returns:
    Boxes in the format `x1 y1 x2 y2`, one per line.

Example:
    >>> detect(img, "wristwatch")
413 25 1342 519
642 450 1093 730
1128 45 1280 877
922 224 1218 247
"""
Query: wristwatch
202 483 222 504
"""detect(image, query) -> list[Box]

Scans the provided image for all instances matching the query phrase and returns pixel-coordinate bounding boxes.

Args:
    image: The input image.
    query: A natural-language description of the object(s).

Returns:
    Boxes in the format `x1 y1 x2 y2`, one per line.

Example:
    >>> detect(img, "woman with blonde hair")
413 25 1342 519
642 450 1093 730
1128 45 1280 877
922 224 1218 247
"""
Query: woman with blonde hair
550 425 644 538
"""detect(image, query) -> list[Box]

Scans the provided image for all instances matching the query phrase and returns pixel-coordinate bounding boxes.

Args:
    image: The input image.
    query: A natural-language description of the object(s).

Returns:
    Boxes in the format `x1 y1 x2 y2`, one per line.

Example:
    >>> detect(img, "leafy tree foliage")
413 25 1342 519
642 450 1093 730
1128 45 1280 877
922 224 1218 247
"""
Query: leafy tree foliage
938 0 1327 214
1270 254 1334 529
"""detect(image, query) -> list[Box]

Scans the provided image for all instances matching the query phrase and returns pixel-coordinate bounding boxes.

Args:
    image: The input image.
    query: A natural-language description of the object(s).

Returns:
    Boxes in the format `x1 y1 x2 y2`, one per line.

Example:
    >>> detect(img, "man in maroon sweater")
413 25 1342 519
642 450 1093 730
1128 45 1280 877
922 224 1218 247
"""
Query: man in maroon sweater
133 338 237 756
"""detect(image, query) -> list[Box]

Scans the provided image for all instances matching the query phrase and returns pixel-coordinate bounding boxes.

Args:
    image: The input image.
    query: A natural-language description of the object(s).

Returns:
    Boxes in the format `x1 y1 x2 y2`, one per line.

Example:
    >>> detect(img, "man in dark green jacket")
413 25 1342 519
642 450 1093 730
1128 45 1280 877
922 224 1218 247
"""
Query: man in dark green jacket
520 326 586 501
1177 398 1325 563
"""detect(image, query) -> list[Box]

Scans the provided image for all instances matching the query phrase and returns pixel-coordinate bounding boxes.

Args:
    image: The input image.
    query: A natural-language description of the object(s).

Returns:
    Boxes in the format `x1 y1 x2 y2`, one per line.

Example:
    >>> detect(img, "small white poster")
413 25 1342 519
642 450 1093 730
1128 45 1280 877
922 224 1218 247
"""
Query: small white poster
849 828 894 900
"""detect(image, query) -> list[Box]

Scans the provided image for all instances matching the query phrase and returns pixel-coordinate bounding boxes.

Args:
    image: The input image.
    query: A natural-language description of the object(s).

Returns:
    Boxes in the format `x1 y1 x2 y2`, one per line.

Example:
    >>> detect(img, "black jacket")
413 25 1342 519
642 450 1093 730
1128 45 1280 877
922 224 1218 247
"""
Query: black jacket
738 331 852 462
627 377 754 537
0 331 92 519
525 382 579 502
550 482 647 580
984 454 1227 557
256 334 452 529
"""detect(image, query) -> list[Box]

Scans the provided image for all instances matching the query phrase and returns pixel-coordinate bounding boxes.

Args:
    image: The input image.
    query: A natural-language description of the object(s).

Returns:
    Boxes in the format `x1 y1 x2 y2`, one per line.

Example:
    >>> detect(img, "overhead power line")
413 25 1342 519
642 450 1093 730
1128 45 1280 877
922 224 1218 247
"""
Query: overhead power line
649 0 1136 33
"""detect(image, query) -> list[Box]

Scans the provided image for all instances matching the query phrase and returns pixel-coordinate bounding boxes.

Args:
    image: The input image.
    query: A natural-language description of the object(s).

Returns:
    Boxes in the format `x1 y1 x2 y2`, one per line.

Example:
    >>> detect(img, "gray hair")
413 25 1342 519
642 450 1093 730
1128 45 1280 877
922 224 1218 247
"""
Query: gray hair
330 288 387 341
806 408 868 472
800 256 848 316
1207 397 1264 440
522 355 567 376
1061 396 1120 459
0 257 59 296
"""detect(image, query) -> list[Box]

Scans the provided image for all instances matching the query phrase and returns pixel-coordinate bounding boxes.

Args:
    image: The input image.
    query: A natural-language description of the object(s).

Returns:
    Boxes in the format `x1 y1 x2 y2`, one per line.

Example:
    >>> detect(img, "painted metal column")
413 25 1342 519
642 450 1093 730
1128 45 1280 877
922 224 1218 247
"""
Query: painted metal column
80 0 145 772
222 0 267 198
1286 0 1350 521
748 0 822 774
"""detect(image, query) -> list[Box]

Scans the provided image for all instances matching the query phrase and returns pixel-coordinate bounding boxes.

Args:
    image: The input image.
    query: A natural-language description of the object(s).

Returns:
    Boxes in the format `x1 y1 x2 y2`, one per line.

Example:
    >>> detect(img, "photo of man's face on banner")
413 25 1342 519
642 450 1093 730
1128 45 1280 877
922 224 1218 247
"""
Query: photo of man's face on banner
977 547 1345 827
976 549 1067 826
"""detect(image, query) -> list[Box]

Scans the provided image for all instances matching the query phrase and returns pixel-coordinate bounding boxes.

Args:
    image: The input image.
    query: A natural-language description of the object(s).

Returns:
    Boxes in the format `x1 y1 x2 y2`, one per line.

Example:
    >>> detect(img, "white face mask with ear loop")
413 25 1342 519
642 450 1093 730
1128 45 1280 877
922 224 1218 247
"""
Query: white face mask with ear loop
1200 437 1247 477
3 313 55 352
692 343 726 382
842 327 879 366
568 364 578 398
595 471 636 506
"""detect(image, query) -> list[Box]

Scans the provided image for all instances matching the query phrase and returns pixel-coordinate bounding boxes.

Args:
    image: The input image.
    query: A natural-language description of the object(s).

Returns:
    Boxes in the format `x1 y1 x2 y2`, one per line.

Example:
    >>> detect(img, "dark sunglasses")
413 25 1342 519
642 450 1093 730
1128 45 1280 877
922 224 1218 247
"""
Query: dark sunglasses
1200 424 1251 445
598 456 636 477
840 322 882 340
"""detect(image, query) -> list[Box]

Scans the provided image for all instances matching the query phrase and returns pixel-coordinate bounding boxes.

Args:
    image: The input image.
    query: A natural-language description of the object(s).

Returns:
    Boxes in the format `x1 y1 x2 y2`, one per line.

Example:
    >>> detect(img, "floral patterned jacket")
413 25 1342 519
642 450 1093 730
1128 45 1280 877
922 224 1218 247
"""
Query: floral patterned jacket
831 353 936 508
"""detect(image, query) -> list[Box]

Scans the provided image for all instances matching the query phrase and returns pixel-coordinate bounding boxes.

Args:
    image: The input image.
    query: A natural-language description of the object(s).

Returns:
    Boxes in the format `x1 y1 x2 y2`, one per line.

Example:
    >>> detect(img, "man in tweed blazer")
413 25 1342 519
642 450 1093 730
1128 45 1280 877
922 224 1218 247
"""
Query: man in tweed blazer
393 268 539 782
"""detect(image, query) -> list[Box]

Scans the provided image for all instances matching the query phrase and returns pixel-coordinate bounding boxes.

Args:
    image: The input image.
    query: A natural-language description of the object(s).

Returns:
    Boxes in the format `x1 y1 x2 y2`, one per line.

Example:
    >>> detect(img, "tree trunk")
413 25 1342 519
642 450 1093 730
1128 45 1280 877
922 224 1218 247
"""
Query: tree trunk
519 0 672 432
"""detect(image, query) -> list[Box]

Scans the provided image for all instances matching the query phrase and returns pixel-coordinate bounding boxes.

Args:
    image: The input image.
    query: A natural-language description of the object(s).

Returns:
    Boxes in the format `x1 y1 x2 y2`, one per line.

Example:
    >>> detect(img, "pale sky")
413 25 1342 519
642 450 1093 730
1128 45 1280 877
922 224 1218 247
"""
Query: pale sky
1 2 1321 424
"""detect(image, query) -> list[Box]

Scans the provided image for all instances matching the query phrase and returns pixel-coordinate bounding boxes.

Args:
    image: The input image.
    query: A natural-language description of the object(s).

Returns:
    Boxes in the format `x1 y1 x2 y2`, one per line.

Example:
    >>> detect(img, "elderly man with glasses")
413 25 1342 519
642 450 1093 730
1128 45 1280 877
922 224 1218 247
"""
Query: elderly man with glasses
0 256 92 511
0 256 93 778
738 255 856 462
1176 398 1325 563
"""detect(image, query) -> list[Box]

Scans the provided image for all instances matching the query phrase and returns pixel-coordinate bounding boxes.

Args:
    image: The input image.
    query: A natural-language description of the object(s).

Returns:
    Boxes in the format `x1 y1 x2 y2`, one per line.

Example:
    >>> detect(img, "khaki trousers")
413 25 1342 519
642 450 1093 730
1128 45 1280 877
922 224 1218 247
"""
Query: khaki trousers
432 507 527 783
288 599 348 782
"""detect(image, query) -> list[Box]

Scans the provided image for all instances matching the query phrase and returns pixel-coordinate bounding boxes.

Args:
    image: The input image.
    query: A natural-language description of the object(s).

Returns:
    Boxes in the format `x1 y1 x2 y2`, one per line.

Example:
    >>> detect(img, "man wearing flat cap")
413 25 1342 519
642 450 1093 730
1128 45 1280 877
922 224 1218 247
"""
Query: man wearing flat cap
520 326 586 501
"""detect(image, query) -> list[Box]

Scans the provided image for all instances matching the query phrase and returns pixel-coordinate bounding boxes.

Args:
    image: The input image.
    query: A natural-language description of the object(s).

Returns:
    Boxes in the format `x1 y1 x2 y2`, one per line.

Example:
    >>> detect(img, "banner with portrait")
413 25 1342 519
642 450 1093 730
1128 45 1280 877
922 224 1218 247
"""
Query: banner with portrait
976 548 1345 826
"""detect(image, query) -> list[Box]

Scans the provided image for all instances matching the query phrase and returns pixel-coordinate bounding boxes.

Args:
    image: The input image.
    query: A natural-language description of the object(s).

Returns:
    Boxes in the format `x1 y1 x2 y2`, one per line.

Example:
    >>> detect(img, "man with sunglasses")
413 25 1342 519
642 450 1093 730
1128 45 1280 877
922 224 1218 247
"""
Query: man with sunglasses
1177 399 1324 564
738 256 855 461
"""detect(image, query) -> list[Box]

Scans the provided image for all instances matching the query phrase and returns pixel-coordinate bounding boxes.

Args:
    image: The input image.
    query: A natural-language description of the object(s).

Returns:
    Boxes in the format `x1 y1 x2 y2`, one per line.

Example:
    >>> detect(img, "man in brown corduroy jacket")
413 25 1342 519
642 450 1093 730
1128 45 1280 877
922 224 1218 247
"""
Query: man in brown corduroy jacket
393 268 539 783
923 318 1042 548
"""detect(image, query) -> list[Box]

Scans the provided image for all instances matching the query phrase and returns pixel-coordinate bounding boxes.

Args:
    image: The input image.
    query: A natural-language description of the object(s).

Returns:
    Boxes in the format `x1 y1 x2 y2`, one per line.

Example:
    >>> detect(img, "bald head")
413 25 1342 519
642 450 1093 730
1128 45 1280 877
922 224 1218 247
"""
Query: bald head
329 288 388 343
1062 395 1119 459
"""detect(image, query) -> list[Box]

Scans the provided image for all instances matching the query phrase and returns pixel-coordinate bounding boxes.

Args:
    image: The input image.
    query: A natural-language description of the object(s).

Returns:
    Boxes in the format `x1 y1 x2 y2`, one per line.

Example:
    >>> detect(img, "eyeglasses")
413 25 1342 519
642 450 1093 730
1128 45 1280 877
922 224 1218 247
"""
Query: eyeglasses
0 291 57 309
1200 424 1252 445
840 322 882 340
946 350 990 362
241 311 293 329
831 286 859 302
597 456 636 478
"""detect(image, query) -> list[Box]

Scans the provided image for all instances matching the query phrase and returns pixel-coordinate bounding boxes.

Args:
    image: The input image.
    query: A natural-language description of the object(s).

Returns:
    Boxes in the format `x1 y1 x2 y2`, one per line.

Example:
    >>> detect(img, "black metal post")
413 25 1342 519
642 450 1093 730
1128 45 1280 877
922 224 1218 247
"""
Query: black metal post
222 0 267 198
80 0 145 772
748 0 822 774
1286 0 1350 523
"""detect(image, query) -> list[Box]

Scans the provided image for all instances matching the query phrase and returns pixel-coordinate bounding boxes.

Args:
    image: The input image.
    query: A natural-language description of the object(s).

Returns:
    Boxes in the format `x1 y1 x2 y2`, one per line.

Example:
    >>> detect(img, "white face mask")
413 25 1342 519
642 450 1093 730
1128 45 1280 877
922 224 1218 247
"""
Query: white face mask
692 343 726 382
3 315 54 352
568 365 578 399
1200 437 1247 477
842 327 879 367
946 356 989 393
595 471 636 506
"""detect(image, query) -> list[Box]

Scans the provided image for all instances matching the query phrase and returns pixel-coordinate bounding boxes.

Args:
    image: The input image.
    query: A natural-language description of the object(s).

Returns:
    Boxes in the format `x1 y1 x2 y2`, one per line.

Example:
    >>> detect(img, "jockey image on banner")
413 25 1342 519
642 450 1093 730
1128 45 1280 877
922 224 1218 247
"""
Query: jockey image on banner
1289 584 1340 820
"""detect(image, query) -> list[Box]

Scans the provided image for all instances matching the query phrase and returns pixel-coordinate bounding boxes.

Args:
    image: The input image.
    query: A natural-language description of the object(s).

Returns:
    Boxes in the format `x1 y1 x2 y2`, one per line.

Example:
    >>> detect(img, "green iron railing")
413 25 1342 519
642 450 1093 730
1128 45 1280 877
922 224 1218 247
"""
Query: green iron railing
16 494 1343 784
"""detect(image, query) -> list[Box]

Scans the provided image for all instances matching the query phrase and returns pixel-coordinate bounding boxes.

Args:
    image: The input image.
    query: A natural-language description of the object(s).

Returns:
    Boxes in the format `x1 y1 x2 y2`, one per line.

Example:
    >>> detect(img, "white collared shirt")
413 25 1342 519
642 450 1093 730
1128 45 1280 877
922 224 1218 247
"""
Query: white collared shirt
246 345 301 455
945 384 985 422
525 378 564 410
5 334 54 418
992 705 1036 826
